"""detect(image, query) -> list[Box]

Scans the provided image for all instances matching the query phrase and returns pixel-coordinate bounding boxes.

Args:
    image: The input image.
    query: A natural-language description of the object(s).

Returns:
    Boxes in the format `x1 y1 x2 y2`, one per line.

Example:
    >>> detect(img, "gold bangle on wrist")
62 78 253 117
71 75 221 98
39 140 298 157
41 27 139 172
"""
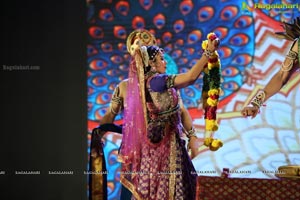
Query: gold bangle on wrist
186 127 197 139
202 49 214 58
250 90 266 108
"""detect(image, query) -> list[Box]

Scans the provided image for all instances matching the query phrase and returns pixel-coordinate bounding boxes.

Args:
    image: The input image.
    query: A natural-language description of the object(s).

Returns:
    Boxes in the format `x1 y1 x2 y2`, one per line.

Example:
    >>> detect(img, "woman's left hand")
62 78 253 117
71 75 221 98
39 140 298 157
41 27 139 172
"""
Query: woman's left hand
188 136 201 159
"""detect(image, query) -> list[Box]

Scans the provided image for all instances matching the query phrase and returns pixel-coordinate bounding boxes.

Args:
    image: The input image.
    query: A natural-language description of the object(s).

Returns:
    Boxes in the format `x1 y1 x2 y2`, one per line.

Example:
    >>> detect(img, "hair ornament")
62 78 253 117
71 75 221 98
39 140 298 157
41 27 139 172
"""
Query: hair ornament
140 46 149 66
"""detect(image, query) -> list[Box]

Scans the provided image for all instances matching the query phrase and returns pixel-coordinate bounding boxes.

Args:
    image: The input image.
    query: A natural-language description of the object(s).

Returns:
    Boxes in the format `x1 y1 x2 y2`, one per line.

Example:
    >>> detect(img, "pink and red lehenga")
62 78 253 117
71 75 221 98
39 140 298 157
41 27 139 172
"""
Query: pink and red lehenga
119 56 197 200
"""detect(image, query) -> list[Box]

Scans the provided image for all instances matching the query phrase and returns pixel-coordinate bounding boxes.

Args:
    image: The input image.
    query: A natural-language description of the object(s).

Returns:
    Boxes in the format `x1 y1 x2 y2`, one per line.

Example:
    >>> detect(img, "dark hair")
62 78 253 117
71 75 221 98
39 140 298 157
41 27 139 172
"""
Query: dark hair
144 45 164 74
275 17 300 41
146 46 161 61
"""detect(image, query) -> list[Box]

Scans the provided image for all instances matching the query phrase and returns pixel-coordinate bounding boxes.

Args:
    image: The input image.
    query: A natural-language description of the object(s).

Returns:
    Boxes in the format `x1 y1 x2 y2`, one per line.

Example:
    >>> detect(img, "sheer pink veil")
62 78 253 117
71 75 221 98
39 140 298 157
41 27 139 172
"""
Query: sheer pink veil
119 52 146 172
119 29 156 178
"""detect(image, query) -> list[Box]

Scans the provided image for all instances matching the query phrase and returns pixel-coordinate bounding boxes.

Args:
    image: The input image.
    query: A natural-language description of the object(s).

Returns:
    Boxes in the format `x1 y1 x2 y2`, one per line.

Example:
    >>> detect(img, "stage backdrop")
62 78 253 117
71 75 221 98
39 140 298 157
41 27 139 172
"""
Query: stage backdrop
87 0 300 199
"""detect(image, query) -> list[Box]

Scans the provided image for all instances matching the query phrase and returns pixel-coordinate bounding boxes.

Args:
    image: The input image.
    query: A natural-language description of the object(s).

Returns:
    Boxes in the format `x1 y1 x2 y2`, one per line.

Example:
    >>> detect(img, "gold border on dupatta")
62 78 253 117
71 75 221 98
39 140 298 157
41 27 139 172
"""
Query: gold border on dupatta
120 174 143 200
168 130 176 200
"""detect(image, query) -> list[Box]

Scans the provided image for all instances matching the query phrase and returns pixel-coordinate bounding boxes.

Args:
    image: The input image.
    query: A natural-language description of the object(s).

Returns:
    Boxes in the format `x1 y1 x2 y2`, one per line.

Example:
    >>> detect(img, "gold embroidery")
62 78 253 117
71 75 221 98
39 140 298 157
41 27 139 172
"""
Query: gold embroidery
110 85 123 114
168 129 176 200
166 75 177 88
90 157 105 200
120 174 143 200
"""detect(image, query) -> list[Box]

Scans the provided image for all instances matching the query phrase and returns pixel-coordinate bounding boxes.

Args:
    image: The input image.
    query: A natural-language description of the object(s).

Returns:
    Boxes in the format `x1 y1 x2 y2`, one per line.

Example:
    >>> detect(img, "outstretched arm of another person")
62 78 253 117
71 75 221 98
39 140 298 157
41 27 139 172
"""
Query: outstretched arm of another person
241 39 299 118
264 39 299 101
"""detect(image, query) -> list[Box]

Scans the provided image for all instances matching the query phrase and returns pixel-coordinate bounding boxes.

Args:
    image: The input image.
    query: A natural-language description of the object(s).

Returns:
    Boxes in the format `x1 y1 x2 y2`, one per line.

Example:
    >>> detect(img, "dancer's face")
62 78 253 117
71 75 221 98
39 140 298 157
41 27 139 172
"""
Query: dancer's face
153 50 167 74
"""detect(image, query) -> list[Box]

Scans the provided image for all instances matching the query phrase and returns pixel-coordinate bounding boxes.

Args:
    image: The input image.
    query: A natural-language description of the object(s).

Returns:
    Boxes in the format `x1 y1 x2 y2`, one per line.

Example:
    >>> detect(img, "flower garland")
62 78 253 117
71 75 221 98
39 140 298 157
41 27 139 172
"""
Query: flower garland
201 32 223 151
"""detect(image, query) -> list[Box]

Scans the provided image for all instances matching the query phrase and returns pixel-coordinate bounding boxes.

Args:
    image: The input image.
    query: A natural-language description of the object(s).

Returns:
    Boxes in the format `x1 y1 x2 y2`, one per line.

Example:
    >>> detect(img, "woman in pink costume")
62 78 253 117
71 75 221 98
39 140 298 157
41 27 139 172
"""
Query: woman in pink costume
117 30 220 199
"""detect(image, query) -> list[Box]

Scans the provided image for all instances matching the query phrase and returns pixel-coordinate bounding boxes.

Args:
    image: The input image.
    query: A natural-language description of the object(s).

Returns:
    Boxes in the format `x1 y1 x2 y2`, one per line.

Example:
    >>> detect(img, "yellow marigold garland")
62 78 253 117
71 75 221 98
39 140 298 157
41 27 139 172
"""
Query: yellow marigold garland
202 32 223 151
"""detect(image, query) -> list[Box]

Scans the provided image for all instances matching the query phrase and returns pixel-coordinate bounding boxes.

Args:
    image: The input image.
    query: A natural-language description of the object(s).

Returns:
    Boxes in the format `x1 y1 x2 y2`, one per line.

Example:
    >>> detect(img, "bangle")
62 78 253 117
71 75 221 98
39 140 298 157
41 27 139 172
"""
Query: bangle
250 90 266 108
202 49 214 58
286 50 297 60
186 127 197 139
110 106 119 115
281 50 297 72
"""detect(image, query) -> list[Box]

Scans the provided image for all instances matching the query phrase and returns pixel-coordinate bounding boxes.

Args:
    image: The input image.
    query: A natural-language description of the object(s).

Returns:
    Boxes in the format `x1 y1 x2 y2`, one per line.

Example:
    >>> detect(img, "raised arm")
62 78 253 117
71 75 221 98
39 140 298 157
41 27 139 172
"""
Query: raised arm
174 37 220 89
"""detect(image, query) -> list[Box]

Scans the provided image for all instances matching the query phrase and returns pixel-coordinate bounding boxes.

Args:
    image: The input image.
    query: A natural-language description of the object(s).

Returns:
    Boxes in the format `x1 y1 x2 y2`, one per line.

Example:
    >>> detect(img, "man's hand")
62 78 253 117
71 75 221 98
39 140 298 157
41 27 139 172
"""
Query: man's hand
241 106 259 119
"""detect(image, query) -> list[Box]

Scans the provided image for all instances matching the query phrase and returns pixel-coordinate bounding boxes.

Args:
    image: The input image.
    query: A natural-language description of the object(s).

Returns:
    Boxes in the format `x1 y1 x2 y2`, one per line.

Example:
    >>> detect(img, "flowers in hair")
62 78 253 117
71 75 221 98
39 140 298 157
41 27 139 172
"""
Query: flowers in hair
201 32 223 151
140 46 149 66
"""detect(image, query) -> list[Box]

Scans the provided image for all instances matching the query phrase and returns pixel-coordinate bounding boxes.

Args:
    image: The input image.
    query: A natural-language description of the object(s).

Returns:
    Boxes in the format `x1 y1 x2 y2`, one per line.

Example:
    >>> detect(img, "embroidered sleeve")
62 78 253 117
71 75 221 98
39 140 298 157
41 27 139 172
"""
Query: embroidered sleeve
110 85 123 115
166 75 177 88
147 74 177 92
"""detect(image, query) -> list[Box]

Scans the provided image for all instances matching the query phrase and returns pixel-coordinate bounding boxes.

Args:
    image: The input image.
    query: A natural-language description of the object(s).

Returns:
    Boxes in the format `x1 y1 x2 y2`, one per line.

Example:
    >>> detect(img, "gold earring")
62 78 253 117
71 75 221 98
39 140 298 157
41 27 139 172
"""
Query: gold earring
151 66 157 72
